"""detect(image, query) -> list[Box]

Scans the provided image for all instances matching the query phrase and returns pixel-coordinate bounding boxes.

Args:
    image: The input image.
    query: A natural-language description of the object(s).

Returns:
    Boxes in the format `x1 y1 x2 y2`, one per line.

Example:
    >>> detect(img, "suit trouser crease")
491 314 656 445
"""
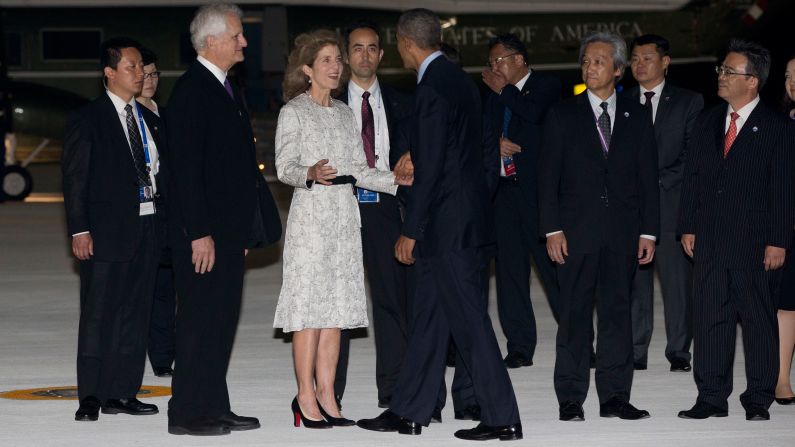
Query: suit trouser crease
148 264 176 368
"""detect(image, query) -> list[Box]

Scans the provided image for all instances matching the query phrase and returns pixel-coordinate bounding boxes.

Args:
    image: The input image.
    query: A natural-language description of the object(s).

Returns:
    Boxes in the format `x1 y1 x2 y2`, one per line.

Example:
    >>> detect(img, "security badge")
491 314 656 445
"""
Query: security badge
139 185 156 216
356 187 379 203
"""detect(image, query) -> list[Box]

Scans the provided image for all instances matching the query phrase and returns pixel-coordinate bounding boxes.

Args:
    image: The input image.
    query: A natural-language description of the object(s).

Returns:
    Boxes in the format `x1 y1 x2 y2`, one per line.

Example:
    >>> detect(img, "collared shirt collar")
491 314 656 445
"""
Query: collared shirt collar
728 95 761 122
349 77 381 101
586 89 617 116
197 55 227 85
639 79 665 98
107 89 137 115
417 50 444 84
514 70 531 91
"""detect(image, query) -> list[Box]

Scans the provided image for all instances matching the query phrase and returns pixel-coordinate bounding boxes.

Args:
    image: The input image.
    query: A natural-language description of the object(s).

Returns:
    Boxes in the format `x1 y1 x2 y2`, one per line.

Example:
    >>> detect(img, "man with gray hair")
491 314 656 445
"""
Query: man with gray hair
538 31 659 421
165 2 280 436
357 8 522 441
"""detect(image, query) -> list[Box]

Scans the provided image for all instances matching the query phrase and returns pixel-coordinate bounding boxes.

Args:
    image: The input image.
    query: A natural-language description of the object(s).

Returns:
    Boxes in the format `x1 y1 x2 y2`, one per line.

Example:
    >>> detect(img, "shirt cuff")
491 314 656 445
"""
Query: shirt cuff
640 234 656 241
72 231 90 237
545 230 563 237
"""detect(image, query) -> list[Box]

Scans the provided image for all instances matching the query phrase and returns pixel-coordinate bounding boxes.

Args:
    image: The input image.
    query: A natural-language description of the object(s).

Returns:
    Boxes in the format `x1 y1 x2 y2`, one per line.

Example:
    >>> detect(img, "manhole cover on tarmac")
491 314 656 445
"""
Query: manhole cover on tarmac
0 386 171 400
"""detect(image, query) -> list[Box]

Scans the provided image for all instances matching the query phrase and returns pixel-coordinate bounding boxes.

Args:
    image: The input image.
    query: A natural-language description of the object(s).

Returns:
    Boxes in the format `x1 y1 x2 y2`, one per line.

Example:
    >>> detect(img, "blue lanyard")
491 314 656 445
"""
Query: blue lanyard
134 101 152 165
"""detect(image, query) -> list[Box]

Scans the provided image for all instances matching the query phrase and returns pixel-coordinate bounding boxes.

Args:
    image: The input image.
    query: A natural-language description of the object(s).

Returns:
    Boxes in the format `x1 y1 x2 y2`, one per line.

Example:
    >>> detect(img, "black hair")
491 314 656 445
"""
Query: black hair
631 34 670 57
342 19 382 52
726 38 771 90
140 47 158 66
100 36 141 71
488 33 529 65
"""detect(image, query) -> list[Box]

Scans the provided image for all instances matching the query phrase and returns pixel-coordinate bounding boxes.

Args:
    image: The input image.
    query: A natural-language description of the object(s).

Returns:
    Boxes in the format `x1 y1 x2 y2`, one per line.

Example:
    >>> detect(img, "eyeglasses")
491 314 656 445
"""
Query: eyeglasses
143 71 162 80
715 66 755 78
488 53 518 67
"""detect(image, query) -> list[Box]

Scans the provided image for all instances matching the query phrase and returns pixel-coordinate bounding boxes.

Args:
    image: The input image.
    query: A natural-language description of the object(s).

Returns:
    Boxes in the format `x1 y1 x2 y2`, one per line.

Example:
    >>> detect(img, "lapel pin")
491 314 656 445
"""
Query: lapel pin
153 126 158 131
752 126 759 132
624 111 630 118
665 96 671 101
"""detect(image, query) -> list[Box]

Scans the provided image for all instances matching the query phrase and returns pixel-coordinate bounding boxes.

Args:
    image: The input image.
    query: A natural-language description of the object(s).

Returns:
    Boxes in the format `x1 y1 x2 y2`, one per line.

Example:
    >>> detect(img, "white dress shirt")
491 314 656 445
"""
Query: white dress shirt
499 70 531 177
347 78 391 172
639 80 665 124
724 95 760 134
197 55 228 85
547 88 655 242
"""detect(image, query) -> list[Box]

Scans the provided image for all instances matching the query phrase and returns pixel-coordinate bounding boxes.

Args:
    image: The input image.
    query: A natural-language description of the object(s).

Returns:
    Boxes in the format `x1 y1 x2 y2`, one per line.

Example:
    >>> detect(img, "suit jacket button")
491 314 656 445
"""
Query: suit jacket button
717 190 723 195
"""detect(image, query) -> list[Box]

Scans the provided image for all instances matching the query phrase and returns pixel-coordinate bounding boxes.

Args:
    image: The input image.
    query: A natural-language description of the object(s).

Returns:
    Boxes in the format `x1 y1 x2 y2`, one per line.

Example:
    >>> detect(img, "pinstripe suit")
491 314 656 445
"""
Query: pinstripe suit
678 101 795 411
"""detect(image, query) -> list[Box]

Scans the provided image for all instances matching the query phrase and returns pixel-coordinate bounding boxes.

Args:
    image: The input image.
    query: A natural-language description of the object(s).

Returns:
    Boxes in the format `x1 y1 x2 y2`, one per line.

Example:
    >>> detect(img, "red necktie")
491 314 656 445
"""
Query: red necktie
361 91 376 168
723 112 739 159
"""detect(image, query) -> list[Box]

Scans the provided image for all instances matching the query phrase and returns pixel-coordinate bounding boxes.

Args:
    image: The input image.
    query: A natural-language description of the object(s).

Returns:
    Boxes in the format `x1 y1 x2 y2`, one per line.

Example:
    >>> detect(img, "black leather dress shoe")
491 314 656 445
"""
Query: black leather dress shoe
454 422 522 441
559 401 584 421
75 396 100 421
153 366 173 377
454 405 481 421
669 358 692 372
503 352 533 369
599 398 650 420
102 398 158 415
776 396 795 405
357 410 421 435
217 411 260 431
677 401 728 419
633 362 647 371
377 397 391 409
169 418 231 436
745 405 770 421
431 407 442 423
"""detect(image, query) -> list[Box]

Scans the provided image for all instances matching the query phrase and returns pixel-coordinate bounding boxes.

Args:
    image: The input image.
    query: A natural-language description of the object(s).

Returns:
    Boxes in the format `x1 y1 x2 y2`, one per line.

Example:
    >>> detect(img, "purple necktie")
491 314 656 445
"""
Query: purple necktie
223 78 234 100
361 91 376 168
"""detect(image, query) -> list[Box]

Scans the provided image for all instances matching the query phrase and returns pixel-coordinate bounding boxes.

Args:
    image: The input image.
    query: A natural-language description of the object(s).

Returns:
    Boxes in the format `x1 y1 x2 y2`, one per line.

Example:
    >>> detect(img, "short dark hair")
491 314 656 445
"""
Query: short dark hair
782 54 795 113
140 47 158 66
100 37 141 71
488 33 528 65
631 34 670 57
726 38 771 90
343 19 381 52
440 42 462 67
397 8 441 50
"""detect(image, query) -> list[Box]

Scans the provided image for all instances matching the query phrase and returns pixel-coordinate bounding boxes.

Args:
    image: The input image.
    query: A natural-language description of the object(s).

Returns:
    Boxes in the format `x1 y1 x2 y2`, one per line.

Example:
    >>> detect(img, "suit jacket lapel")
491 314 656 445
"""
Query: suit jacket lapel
726 103 764 159
576 94 607 164
715 104 729 156
99 95 133 161
611 96 630 158
653 83 674 133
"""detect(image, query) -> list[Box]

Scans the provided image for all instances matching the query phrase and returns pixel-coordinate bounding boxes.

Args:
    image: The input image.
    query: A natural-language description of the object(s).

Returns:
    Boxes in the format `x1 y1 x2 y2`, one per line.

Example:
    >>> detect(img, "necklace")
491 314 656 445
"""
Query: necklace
305 90 331 107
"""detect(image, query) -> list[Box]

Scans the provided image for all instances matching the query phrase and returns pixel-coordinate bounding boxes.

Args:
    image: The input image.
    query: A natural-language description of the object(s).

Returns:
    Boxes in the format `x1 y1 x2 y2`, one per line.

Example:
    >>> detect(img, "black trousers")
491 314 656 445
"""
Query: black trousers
148 264 176 370
630 231 693 365
554 248 636 405
168 249 245 424
336 194 410 402
389 248 520 426
692 262 779 410
77 216 158 403
495 180 560 358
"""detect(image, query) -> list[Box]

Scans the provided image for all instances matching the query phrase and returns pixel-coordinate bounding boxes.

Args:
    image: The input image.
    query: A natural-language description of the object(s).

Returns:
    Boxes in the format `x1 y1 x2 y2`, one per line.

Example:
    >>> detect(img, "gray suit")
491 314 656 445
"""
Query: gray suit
625 82 703 365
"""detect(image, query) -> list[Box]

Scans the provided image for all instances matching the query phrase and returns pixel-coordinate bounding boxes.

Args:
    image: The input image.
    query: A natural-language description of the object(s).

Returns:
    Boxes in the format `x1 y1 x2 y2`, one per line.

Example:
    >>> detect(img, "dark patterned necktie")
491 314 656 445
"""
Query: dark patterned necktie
643 91 655 109
597 101 611 156
124 104 151 186
223 78 234 100
361 91 376 168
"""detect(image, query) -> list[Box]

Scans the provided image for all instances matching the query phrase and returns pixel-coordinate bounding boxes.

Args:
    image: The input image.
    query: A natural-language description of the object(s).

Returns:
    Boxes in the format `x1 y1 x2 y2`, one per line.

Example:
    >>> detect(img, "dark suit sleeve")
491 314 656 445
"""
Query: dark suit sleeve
538 106 564 236
389 115 411 170
498 75 561 126
659 93 704 191
402 86 449 241
677 112 706 235
767 120 795 249
165 87 211 241
638 116 661 238
62 110 91 236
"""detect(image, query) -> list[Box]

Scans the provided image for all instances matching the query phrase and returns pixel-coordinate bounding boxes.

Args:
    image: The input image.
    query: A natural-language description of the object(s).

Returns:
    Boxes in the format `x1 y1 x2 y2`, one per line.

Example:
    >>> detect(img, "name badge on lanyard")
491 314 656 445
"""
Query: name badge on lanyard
134 102 156 215
356 188 379 203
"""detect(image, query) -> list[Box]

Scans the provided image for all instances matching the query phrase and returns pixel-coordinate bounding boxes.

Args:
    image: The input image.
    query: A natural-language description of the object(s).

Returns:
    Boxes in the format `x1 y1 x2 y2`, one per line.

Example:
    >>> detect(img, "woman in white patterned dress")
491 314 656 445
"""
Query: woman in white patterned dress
274 30 411 428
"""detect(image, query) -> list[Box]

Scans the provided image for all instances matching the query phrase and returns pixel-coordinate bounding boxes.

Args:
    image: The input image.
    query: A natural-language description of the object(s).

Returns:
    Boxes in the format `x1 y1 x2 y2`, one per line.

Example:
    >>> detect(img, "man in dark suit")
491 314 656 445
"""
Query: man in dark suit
165 3 279 436
481 32 561 369
334 19 413 409
626 34 704 372
63 37 163 422
357 9 522 441
677 39 794 421
539 31 659 422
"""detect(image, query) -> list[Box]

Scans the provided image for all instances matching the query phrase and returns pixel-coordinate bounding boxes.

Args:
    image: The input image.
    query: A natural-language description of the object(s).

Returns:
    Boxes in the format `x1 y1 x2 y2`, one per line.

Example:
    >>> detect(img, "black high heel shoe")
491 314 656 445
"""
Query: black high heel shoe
775 396 795 405
317 399 356 426
292 397 332 429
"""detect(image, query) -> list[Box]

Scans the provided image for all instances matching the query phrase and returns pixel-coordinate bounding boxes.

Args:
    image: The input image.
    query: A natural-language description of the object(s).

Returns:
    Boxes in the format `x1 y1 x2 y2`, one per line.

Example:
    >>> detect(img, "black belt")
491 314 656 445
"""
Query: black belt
328 175 357 186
